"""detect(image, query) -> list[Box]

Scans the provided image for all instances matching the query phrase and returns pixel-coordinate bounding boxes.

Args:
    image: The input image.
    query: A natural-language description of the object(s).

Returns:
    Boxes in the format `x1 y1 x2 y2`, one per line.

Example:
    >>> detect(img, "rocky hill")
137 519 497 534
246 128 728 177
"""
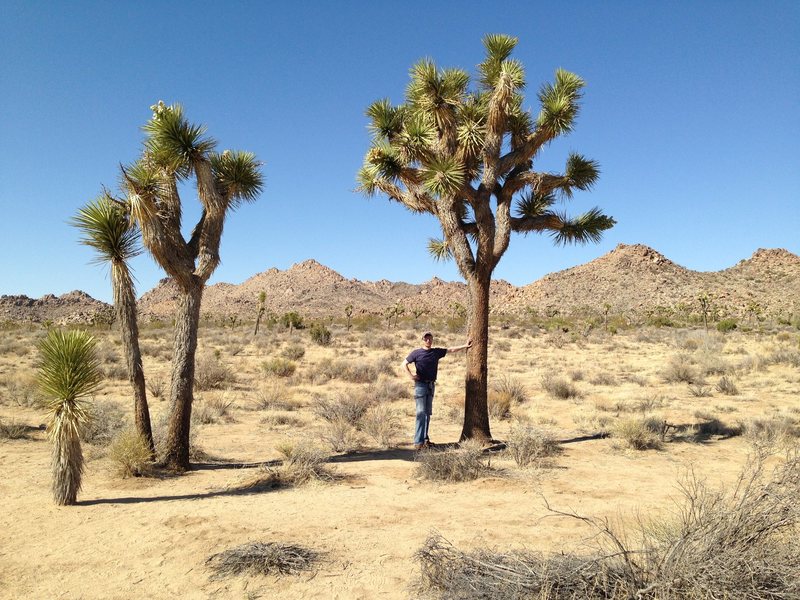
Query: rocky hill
4 245 798 325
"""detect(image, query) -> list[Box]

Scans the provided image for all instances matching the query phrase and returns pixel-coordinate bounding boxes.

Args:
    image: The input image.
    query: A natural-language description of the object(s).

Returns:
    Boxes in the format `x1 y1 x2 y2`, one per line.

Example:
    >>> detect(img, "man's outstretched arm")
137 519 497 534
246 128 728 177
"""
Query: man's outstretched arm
447 339 473 354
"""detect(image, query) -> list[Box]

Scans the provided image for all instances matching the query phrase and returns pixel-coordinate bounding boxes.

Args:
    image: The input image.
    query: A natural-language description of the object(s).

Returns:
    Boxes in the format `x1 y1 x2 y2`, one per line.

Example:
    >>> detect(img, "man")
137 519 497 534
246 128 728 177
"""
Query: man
403 331 472 450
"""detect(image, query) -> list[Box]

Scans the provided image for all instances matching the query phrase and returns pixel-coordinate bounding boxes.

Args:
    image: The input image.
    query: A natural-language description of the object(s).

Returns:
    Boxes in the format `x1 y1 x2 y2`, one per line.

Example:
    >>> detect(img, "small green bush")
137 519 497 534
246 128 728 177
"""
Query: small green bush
108 428 153 477
613 416 664 450
505 426 561 467
262 358 297 378
717 318 738 333
281 343 306 360
309 322 332 346
541 375 580 400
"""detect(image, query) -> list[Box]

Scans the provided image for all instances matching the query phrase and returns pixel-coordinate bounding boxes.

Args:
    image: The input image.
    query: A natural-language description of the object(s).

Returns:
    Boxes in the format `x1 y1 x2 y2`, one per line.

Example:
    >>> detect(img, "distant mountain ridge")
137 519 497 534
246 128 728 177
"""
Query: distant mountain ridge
3 245 798 325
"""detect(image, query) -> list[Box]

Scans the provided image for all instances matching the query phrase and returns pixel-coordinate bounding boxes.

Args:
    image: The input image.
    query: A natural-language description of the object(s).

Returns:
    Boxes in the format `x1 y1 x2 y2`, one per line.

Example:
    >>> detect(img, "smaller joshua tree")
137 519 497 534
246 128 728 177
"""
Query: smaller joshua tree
38 330 102 505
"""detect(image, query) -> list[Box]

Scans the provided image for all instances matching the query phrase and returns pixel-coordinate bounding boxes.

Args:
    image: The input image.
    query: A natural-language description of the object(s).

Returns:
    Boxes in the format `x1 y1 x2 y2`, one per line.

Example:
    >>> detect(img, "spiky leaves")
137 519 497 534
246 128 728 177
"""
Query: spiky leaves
38 329 101 505
144 101 216 176
536 69 585 138
210 150 264 208
72 195 141 268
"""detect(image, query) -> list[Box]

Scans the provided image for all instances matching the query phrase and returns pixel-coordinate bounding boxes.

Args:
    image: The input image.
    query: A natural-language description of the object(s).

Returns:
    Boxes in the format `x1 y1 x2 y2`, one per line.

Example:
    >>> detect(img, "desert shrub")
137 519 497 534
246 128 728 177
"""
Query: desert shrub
416 455 800 599
314 357 392 384
572 410 612 434
146 376 165 400
281 343 306 360
505 426 561 467
309 322 332 346
541 375 580 400
688 383 713 397
206 541 321 578
716 375 739 396
260 413 305 428
194 354 235 390
0 418 29 440
277 441 332 483
742 416 800 447
662 354 697 384
716 318 738 332
589 372 617 386
103 363 128 380
360 403 401 448
628 374 649 387
252 382 299 411
192 395 234 425
81 400 126 446
494 339 511 352
108 428 153 477
312 390 374 426
568 369 584 382
1 376 45 408
322 417 364 453
365 334 394 350
487 390 513 419
372 374 410 400
415 440 490 482
767 348 800 368
262 358 297 378
492 375 528 404
612 416 664 450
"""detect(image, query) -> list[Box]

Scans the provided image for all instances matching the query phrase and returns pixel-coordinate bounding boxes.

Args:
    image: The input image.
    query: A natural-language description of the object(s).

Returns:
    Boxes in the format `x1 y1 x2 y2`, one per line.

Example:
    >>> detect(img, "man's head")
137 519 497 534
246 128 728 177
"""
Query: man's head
422 331 433 348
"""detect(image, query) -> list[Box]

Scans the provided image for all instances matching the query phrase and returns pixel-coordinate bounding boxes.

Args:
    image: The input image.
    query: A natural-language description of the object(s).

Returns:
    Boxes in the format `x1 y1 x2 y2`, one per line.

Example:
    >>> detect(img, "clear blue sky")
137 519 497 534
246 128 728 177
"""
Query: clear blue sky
1 1 798 303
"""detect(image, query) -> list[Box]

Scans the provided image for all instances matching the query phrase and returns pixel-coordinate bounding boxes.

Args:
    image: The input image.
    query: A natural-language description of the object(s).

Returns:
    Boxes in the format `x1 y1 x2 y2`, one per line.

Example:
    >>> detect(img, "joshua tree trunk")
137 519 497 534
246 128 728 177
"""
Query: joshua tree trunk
461 273 492 442
114 271 155 455
161 281 203 470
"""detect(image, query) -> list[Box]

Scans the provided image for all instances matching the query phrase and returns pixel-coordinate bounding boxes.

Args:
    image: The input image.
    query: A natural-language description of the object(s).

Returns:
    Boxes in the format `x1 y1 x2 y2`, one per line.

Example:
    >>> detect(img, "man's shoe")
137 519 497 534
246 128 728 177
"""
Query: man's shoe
414 443 425 451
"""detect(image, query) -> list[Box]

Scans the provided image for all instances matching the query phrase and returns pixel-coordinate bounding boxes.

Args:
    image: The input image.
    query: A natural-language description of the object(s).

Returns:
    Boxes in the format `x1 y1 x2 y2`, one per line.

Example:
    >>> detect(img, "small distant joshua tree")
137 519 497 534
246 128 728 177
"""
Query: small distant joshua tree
254 291 267 335
344 303 354 331
412 307 427 323
38 329 102 505
698 292 713 332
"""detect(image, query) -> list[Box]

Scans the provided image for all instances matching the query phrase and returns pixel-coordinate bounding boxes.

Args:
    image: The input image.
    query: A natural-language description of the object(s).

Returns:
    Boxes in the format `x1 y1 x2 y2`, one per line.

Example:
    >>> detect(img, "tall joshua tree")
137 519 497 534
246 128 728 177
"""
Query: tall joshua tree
358 35 614 441
123 101 263 470
38 329 102 505
72 195 155 455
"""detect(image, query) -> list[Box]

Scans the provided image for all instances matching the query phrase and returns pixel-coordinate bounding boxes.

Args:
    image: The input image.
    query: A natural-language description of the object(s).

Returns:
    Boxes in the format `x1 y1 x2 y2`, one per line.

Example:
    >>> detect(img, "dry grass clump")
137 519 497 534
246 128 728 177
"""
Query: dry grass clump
314 357 393 384
415 440 491 482
589 371 617 386
81 400 126 446
234 441 333 492
492 375 528 404
252 381 300 411
280 342 306 360
260 413 305 428
742 416 799 448
0 418 29 440
360 403 401 448
108 428 153 477
715 375 739 396
662 354 697 383
612 416 665 450
0 376 45 408
487 390 514 419
194 354 235 390
192 395 235 425
541 375 580 400
262 357 297 378
312 390 374 425
206 541 321 578
146 376 165 400
505 426 561 467
417 455 800 599
321 417 364 453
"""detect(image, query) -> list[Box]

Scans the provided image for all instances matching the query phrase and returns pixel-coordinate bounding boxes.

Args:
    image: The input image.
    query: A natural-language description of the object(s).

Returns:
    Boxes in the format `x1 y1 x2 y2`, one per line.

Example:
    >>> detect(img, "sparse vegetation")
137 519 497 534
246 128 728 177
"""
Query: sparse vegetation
415 441 491 482
206 541 321 578
505 426 561 467
108 428 154 477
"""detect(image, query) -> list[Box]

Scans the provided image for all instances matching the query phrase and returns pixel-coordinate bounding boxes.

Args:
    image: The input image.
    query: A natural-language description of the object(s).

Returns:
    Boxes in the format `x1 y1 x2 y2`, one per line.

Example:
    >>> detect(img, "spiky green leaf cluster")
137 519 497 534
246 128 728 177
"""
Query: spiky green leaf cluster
536 69 585 136
38 329 102 405
143 101 217 176
427 238 452 262
210 150 264 207
551 208 616 246
565 153 600 192
422 156 464 197
478 34 519 89
515 191 557 218
72 195 141 266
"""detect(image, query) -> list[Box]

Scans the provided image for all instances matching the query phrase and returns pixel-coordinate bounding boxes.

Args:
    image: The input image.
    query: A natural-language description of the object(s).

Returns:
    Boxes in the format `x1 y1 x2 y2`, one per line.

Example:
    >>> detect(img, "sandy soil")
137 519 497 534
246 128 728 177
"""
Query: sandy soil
1 324 798 599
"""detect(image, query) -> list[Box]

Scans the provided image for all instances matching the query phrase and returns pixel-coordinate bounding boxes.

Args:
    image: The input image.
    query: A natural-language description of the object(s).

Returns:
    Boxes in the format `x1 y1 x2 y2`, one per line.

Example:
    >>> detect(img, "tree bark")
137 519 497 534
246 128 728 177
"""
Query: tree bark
460 273 492 442
114 273 155 456
160 280 203 471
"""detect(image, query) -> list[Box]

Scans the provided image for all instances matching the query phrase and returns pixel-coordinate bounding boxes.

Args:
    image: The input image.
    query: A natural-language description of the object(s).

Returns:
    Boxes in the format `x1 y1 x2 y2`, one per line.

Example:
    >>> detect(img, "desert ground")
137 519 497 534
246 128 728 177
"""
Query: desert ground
1 319 799 599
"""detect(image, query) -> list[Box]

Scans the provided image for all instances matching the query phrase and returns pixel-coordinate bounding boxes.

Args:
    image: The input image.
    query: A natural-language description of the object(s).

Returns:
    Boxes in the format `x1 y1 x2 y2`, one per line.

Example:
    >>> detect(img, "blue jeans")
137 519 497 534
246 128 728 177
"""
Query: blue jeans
414 381 435 445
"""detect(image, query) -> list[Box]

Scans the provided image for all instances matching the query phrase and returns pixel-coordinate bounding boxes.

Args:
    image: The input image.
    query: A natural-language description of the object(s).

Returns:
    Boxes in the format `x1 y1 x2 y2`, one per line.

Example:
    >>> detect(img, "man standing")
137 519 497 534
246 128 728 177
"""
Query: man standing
403 331 472 450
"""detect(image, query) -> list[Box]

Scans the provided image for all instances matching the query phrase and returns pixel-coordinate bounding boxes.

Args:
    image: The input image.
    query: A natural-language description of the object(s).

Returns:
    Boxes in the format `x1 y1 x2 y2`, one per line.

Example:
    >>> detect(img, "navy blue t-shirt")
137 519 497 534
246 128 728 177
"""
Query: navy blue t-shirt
405 347 448 382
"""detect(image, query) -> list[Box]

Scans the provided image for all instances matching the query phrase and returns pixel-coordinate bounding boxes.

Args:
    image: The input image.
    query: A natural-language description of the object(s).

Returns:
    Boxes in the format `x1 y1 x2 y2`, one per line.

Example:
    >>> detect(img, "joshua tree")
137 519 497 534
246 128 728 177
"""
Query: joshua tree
38 329 102 505
122 101 263 470
344 303 354 331
254 291 267 335
72 195 155 455
358 35 614 441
